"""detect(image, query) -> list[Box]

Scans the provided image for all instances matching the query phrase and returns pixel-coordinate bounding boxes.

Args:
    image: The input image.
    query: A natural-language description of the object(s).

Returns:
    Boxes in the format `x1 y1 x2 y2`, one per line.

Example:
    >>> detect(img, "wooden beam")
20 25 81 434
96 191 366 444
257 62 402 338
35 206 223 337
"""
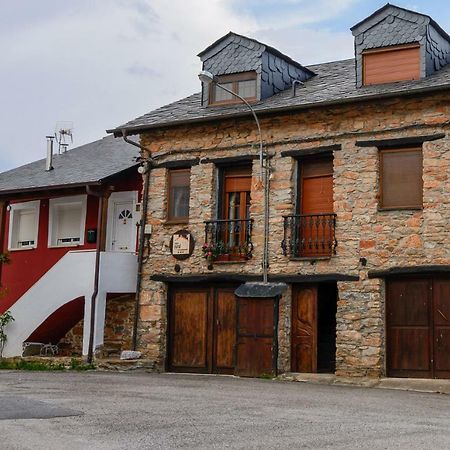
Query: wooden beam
150 272 359 283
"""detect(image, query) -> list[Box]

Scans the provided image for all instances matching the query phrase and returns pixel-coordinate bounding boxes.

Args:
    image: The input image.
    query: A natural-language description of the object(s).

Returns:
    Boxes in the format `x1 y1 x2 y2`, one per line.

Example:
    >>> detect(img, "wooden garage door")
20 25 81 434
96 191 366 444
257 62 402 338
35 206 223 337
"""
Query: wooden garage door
168 286 236 374
387 278 450 379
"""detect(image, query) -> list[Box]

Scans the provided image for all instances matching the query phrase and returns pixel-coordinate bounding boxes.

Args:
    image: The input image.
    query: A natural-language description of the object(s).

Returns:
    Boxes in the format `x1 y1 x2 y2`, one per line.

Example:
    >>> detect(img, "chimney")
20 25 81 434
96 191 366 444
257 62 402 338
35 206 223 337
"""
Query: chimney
46 136 54 171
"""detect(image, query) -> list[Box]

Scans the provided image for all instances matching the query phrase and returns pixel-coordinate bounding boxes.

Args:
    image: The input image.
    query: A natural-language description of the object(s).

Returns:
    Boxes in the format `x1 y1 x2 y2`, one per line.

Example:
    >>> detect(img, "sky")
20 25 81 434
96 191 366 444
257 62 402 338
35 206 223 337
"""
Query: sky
1 0 450 172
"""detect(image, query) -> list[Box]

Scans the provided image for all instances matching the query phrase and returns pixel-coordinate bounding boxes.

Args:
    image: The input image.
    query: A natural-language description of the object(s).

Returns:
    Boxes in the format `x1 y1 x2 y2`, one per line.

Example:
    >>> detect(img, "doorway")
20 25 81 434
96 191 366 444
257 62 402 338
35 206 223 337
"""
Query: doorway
291 283 337 373
106 191 137 252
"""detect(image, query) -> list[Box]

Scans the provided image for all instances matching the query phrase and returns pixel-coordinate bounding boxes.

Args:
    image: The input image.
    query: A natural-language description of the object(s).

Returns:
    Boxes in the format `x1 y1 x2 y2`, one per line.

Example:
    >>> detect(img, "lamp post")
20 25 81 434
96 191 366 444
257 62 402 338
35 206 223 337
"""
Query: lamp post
198 70 270 283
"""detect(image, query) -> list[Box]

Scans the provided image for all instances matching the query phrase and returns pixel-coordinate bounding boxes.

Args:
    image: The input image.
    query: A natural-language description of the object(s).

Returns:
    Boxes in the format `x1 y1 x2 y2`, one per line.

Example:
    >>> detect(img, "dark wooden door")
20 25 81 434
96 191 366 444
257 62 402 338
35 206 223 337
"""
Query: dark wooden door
213 288 236 374
170 289 209 371
433 279 450 379
387 277 450 379
291 285 318 373
235 297 277 377
169 286 236 374
299 157 333 257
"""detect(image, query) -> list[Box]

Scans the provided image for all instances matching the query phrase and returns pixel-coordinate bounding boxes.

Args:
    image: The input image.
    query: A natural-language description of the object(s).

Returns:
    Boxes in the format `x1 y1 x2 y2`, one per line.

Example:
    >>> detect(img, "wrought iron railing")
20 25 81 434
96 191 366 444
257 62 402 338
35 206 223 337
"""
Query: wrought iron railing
281 213 337 258
203 219 253 261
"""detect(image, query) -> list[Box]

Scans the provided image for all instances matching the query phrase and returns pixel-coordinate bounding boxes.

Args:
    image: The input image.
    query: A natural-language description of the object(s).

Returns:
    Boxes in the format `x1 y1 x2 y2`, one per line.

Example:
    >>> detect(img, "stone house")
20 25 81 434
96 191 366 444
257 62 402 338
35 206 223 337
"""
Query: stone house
109 4 450 379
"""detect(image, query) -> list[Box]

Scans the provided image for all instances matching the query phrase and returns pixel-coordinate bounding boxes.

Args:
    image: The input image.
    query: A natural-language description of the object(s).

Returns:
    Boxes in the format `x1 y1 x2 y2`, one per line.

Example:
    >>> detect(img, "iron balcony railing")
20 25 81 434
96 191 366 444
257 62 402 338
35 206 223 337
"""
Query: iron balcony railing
281 213 337 258
203 219 253 262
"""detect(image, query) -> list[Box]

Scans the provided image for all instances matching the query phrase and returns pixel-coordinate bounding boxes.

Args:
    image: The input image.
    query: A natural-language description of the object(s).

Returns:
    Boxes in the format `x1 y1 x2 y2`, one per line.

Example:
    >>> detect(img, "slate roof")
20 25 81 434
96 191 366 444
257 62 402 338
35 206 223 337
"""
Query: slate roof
0 135 139 195
108 57 450 136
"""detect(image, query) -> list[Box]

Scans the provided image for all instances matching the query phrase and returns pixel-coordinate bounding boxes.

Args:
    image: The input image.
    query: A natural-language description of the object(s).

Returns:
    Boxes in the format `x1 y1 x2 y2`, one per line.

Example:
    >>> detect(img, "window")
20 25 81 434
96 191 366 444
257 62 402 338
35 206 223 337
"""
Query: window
379 148 423 209
8 201 40 250
363 44 420 86
209 72 257 105
49 195 87 247
167 169 190 222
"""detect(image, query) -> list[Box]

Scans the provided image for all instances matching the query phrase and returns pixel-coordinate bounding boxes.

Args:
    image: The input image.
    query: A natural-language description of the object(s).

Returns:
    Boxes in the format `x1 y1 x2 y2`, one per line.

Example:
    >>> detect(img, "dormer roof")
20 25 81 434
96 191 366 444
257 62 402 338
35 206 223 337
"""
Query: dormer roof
351 3 450 86
197 31 314 76
198 32 315 103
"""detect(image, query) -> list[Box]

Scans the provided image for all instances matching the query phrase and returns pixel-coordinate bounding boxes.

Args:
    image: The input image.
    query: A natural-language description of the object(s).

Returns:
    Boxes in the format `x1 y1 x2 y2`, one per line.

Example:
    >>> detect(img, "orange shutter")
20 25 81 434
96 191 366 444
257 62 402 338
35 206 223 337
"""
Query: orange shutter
363 45 420 85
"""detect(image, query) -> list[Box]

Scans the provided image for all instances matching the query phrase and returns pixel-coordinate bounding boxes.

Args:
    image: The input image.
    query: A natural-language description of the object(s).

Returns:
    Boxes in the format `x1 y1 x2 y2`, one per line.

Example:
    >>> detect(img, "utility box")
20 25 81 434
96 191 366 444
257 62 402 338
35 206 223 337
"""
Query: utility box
86 229 97 244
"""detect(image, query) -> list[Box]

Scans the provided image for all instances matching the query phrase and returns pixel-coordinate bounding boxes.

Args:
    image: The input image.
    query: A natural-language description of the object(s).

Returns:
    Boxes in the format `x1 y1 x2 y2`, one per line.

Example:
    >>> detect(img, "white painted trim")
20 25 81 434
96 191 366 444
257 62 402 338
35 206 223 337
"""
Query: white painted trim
48 195 87 248
105 191 138 252
8 200 40 251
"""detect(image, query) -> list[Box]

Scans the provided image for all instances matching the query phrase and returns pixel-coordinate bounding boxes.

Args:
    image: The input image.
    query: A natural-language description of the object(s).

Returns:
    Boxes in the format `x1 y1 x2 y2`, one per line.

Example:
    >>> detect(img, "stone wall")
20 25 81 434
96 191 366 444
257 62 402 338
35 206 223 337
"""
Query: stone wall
137 90 450 377
101 295 135 357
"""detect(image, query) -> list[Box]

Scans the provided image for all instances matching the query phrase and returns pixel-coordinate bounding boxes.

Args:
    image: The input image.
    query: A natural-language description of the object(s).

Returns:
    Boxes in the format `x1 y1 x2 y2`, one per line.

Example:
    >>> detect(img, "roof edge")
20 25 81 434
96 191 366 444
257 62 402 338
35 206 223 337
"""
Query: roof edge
109 82 450 138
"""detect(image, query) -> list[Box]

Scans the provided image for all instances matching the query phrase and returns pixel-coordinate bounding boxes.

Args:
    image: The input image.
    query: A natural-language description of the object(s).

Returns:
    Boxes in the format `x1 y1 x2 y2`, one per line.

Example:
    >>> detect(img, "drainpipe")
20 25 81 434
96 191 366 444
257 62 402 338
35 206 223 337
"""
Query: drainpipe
121 130 152 351
0 200 9 290
85 186 109 364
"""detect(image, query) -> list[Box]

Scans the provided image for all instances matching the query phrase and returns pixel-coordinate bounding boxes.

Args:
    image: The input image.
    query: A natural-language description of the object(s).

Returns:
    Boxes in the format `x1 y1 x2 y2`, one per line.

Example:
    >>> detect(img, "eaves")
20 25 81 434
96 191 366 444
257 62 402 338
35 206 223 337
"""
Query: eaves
108 83 450 138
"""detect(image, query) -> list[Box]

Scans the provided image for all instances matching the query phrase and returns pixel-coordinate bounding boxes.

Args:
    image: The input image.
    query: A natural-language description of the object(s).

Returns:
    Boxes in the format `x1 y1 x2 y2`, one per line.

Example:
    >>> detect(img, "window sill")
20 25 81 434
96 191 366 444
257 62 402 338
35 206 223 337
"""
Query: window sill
377 207 423 212
8 246 36 252
211 260 248 265
48 243 82 249
289 256 332 262
164 219 189 226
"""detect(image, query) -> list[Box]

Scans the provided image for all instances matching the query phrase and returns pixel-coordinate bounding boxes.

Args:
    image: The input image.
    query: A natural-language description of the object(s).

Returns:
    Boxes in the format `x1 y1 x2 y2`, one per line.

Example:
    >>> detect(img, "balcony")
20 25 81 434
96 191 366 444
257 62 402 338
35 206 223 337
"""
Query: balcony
282 213 337 259
203 219 253 262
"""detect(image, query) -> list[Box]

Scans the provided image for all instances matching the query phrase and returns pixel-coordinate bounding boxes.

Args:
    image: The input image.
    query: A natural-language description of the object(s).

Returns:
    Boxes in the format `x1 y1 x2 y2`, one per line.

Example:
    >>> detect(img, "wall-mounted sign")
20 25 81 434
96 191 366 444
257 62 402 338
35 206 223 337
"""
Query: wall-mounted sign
170 230 195 260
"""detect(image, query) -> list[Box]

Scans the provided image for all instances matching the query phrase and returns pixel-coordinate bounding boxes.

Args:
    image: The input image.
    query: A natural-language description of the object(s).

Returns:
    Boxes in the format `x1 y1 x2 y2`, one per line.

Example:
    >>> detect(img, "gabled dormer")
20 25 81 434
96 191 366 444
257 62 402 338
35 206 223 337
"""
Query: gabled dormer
198 32 315 106
351 3 450 87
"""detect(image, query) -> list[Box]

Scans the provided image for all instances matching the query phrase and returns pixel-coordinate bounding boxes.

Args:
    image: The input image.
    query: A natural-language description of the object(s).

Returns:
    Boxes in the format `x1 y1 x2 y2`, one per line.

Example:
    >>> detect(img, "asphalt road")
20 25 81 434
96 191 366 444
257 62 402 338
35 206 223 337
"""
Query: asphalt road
0 371 449 449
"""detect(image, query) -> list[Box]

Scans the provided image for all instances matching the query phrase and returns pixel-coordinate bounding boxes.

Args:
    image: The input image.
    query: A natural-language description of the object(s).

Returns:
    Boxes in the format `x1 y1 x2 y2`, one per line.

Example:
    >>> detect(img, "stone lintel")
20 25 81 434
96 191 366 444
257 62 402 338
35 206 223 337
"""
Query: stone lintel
281 144 341 158
200 154 261 165
368 265 450 278
152 158 200 169
355 133 445 148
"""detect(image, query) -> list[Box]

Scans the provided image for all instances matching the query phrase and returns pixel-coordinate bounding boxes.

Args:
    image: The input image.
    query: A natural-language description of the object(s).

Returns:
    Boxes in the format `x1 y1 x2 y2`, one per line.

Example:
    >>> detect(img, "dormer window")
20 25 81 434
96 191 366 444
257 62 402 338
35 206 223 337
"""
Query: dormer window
362 44 420 86
209 72 257 106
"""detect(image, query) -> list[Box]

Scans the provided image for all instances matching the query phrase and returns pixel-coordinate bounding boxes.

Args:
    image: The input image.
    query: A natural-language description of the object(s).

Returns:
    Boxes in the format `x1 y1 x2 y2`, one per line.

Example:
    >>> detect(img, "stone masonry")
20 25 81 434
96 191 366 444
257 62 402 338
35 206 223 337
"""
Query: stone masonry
136 89 450 378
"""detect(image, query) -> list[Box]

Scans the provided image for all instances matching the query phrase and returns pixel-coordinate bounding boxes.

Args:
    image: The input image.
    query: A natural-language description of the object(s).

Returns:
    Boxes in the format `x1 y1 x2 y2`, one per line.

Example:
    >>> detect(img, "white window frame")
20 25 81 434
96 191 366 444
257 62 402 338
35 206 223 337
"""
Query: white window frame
48 195 87 248
8 200 40 251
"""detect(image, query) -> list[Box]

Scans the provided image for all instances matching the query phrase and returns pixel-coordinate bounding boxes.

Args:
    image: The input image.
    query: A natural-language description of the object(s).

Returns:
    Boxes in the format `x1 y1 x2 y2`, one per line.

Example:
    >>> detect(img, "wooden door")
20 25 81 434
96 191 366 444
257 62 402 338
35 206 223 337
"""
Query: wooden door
299 157 333 257
433 279 450 379
169 289 209 372
235 297 277 377
291 285 318 373
213 289 236 374
386 278 431 378
169 286 237 374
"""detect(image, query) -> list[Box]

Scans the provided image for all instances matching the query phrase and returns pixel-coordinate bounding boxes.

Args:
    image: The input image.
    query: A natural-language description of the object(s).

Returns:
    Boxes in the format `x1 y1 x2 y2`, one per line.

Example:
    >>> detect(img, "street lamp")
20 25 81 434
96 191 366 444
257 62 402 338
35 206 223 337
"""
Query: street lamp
198 70 270 283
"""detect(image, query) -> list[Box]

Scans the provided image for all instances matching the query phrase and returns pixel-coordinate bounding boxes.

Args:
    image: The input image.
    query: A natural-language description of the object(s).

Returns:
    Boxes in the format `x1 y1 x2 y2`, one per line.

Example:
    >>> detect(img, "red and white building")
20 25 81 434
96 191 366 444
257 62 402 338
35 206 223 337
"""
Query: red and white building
0 136 142 357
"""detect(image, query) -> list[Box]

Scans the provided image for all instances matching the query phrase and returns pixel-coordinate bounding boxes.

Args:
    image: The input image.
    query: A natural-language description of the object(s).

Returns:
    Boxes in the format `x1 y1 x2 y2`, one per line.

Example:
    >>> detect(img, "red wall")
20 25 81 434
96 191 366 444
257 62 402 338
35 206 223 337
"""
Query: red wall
0 170 142 315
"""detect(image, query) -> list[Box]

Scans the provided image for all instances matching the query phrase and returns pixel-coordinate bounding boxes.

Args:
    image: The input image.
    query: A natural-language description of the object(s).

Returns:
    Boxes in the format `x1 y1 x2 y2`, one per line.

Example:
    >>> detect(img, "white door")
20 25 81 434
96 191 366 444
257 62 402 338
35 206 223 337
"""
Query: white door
111 201 135 252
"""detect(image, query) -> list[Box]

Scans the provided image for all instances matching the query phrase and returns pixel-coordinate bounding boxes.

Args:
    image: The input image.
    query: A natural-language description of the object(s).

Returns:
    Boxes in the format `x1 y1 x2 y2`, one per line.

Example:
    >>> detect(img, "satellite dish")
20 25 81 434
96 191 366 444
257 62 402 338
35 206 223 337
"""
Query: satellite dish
54 121 74 153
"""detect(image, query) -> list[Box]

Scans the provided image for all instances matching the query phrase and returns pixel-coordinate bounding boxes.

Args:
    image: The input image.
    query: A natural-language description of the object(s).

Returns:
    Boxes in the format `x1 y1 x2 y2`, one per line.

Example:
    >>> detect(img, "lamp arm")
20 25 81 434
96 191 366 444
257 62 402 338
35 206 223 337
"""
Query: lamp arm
215 83 264 176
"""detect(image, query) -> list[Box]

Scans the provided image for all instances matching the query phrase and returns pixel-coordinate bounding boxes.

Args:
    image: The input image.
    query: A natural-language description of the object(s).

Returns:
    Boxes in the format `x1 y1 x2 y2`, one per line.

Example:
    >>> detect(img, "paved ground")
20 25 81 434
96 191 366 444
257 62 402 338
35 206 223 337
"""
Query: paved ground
0 371 450 449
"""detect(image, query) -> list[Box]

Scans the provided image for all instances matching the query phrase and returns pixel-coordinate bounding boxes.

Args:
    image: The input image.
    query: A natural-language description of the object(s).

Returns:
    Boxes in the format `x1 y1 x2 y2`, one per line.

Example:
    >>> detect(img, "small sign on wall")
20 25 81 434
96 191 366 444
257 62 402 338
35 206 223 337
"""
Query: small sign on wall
170 230 195 260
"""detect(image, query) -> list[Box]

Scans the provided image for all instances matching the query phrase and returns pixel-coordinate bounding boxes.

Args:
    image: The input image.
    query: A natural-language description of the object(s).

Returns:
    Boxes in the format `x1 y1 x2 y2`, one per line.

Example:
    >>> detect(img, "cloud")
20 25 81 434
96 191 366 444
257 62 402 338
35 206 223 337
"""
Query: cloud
0 0 359 172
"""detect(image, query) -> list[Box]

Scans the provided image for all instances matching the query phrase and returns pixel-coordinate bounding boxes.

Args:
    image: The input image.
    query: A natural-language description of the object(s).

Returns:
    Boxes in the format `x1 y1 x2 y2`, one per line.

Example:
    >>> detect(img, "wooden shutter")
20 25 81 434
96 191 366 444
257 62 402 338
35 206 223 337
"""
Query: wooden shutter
363 44 420 85
380 148 422 209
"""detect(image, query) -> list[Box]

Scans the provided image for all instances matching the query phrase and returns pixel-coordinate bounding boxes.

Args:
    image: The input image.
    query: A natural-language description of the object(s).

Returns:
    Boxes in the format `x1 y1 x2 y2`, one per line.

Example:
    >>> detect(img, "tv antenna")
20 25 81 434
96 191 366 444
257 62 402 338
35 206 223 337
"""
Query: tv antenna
54 121 74 154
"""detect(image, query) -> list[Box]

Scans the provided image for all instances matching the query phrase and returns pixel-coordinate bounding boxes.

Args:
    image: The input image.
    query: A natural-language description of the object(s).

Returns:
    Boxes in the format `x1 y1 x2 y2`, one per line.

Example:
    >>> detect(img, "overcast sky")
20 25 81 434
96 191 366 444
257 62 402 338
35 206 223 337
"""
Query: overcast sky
1 0 449 172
